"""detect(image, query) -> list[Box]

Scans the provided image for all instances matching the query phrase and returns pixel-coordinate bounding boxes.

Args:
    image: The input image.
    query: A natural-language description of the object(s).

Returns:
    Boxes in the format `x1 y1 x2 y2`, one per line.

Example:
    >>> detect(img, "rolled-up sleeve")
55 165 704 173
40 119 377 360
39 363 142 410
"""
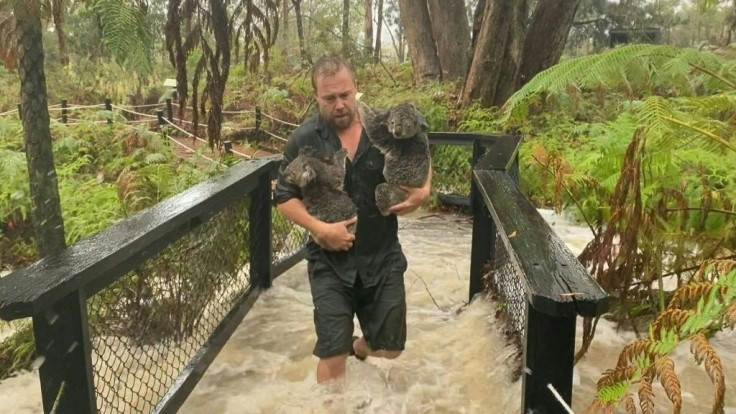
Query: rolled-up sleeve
274 133 302 205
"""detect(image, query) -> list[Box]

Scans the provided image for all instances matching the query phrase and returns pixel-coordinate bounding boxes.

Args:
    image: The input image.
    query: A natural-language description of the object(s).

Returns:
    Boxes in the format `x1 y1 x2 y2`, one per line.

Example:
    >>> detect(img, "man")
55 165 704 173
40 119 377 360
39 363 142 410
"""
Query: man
274 53 431 383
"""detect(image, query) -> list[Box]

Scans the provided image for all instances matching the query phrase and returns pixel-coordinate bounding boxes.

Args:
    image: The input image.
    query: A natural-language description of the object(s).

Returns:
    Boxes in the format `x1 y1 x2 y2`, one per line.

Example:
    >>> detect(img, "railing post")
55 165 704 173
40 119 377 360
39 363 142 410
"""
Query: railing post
469 139 494 302
61 100 67 124
223 140 233 155
166 98 173 123
248 171 272 289
157 109 165 126
17 104 22 120
255 106 262 131
32 289 97 414
522 305 576 414
104 98 112 124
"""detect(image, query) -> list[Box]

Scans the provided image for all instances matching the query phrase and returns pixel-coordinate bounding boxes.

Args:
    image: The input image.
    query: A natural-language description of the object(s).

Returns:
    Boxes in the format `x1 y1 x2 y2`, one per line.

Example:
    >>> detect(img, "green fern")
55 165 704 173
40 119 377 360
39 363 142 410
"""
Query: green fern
93 0 153 73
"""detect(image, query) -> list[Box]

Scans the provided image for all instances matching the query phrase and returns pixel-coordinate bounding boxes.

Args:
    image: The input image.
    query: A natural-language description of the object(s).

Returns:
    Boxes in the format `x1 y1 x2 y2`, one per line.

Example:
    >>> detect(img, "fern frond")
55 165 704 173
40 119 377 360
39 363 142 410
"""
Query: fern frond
623 394 637 414
657 357 682 414
93 0 153 73
651 308 693 337
501 44 733 125
690 333 726 414
638 371 656 414
597 365 637 389
726 302 736 328
667 282 718 310
616 339 653 369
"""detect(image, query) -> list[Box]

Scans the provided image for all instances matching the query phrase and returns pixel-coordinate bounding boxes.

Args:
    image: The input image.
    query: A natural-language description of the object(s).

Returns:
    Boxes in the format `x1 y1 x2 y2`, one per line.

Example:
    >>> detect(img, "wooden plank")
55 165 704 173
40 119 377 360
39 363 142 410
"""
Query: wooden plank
473 169 609 317
0 157 281 321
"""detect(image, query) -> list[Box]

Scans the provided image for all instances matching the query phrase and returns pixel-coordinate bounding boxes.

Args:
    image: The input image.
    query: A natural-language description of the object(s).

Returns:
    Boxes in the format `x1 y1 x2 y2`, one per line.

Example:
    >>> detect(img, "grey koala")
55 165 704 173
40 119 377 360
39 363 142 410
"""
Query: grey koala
282 147 357 232
357 101 431 216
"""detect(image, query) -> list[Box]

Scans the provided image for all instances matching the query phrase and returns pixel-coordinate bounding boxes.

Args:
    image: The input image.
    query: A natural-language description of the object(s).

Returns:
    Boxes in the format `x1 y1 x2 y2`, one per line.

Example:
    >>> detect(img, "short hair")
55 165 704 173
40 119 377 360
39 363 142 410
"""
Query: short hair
311 53 356 92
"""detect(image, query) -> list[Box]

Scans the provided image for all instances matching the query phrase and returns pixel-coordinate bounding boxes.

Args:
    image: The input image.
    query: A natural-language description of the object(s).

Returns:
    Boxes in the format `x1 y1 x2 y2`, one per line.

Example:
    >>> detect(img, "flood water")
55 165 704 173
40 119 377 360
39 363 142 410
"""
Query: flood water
1 210 735 413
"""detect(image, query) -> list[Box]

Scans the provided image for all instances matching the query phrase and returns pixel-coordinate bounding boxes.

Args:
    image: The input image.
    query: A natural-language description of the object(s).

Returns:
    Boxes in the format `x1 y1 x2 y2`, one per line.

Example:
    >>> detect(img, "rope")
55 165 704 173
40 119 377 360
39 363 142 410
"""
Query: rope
260 128 288 142
0 109 19 116
222 109 256 114
162 118 251 159
261 112 299 128
166 135 226 168
116 103 165 109
111 105 159 119
66 104 107 109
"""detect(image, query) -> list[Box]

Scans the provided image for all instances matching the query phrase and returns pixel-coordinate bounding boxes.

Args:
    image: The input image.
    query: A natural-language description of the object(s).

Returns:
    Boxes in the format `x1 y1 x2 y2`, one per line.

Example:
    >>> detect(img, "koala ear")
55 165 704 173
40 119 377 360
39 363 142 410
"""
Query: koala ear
297 165 316 187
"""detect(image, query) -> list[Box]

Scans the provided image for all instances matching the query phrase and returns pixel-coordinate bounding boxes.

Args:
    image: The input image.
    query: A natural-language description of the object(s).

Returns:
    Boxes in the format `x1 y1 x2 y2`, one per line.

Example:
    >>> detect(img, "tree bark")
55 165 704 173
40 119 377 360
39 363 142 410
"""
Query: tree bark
50 0 68 66
342 0 350 56
13 0 66 257
203 0 230 148
427 0 470 81
291 0 310 64
470 0 486 60
398 0 440 82
364 0 373 60
462 0 525 107
518 0 581 86
373 0 383 63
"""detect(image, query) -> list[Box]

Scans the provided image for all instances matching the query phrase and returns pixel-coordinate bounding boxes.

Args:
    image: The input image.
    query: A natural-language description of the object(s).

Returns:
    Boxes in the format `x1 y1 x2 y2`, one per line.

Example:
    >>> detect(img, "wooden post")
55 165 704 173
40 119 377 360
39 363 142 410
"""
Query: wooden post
255 106 262 131
104 98 112 124
248 171 272 289
224 140 233 155
166 98 173 123
17 104 22 120
32 289 97 414
157 110 165 126
522 305 576 414
61 100 67 124
469 139 494 302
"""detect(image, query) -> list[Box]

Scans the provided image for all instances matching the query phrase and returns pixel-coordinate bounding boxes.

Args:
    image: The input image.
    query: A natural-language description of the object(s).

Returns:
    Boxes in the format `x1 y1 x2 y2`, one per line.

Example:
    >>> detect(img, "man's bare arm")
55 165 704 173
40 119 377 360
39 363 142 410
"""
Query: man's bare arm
277 198 356 251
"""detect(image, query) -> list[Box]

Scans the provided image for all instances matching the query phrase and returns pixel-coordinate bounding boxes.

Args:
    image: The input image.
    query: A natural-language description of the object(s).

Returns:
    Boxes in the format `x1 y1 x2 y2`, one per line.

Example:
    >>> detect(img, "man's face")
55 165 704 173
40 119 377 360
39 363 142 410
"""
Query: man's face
314 67 357 132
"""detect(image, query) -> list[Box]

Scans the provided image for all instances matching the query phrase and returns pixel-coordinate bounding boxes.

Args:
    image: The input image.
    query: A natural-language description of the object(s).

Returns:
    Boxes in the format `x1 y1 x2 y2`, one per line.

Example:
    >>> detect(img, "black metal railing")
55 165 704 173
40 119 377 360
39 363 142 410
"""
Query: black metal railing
467 134 610 414
0 132 608 414
0 156 306 414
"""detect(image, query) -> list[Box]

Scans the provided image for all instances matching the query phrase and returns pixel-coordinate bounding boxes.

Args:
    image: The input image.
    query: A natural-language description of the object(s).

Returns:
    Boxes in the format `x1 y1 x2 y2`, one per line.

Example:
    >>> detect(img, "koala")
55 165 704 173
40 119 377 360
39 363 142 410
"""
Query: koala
357 101 431 216
282 147 358 232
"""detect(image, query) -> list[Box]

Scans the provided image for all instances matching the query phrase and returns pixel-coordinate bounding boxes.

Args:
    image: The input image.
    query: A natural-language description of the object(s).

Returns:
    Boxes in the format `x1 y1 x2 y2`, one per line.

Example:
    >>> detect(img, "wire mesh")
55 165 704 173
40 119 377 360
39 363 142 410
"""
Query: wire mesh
430 144 473 198
272 206 309 265
86 196 253 413
487 232 527 338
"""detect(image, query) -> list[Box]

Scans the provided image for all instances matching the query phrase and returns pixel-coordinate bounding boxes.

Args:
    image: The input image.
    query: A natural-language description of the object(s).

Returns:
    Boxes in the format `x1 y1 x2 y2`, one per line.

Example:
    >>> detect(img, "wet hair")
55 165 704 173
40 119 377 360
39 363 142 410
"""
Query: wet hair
311 53 356 92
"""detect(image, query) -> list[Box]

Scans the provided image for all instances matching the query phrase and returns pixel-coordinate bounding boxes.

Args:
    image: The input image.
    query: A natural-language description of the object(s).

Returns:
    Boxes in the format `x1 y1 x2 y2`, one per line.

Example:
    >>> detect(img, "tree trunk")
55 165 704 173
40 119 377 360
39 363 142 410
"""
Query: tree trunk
364 0 373 60
398 0 440 82
469 0 486 60
462 0 525 107
291 0 310 64
373 0 383 63
165 0 188 118
427 0 470 81
518 0 580 86
50 0 68 66
203 0 230 148
342 0 350 56
13 0 66 257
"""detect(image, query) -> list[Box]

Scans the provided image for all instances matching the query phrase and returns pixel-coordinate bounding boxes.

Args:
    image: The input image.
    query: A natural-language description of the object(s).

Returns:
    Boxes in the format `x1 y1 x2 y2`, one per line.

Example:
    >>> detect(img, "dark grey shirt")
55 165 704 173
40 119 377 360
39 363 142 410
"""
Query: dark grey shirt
274 114 405 287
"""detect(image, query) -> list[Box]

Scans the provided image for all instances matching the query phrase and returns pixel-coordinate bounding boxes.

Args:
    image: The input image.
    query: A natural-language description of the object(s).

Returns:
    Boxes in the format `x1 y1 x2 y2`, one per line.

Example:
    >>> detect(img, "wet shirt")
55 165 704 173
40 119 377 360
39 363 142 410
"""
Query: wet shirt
274 115 405 287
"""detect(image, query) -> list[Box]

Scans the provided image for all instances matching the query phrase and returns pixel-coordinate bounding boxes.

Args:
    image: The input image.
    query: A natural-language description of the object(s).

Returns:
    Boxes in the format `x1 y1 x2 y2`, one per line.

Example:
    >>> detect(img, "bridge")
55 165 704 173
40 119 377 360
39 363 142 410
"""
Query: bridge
0 132 609 413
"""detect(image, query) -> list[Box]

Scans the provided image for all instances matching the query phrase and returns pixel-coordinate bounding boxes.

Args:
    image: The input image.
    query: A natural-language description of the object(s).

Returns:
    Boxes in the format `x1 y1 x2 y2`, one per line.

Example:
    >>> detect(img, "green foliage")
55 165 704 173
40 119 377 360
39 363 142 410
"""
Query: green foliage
92 0 153 74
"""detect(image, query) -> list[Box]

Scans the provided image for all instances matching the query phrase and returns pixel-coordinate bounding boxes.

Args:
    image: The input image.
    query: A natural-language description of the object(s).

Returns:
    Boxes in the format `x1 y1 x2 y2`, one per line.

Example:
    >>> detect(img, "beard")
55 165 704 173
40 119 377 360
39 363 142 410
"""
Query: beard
325 108 354 131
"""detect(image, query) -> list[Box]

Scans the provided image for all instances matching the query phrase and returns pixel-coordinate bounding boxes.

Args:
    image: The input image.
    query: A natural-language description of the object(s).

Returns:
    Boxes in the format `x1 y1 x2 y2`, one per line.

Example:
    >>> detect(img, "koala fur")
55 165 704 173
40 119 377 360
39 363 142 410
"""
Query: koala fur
357 101 431 216
282 147 357 231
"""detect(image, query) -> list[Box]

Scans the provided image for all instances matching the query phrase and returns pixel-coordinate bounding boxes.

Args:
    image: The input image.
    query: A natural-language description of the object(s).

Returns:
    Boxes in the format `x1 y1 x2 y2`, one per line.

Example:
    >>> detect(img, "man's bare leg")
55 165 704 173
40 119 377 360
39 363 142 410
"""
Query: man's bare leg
352 336 402 360
317 353 349 383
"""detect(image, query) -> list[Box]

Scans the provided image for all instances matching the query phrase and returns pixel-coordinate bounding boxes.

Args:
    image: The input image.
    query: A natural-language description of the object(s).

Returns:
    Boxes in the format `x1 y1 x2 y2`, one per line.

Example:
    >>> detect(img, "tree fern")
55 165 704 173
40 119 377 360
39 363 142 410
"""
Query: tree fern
93 0 153 73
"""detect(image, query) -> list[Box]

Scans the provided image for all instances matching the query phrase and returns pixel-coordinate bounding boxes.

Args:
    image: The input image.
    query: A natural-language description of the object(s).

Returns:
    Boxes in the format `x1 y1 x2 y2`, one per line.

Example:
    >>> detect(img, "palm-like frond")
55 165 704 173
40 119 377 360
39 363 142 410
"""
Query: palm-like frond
501 44 734 125
93 0 153 73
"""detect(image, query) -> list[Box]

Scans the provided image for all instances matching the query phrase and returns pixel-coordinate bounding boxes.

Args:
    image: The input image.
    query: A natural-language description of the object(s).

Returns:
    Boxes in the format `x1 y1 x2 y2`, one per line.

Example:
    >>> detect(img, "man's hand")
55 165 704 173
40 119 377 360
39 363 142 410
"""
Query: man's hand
388 185 430 216
311 217 357 251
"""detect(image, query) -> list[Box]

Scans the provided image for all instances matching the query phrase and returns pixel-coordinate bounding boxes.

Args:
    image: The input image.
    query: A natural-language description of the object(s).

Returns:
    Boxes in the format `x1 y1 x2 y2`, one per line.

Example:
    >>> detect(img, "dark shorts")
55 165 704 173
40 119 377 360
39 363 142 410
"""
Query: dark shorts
307 260 407 359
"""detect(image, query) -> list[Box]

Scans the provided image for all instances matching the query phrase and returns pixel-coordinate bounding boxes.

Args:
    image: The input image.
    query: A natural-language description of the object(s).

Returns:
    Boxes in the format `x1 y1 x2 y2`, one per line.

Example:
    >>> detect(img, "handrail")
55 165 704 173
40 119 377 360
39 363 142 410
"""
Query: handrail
0 156 278 321
473 169 609 317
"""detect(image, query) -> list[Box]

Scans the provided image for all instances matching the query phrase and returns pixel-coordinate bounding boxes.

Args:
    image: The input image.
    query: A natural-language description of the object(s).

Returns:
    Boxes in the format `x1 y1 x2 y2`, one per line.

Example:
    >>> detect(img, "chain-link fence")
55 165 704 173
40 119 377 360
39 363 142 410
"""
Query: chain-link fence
87 196 253 413
486 232 526 341
272 207 309 265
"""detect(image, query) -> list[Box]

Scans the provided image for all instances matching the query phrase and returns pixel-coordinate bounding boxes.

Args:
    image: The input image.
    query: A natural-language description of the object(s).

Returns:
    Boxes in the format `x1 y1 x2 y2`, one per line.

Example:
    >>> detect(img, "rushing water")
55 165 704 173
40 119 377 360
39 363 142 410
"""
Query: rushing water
1 210 735 413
